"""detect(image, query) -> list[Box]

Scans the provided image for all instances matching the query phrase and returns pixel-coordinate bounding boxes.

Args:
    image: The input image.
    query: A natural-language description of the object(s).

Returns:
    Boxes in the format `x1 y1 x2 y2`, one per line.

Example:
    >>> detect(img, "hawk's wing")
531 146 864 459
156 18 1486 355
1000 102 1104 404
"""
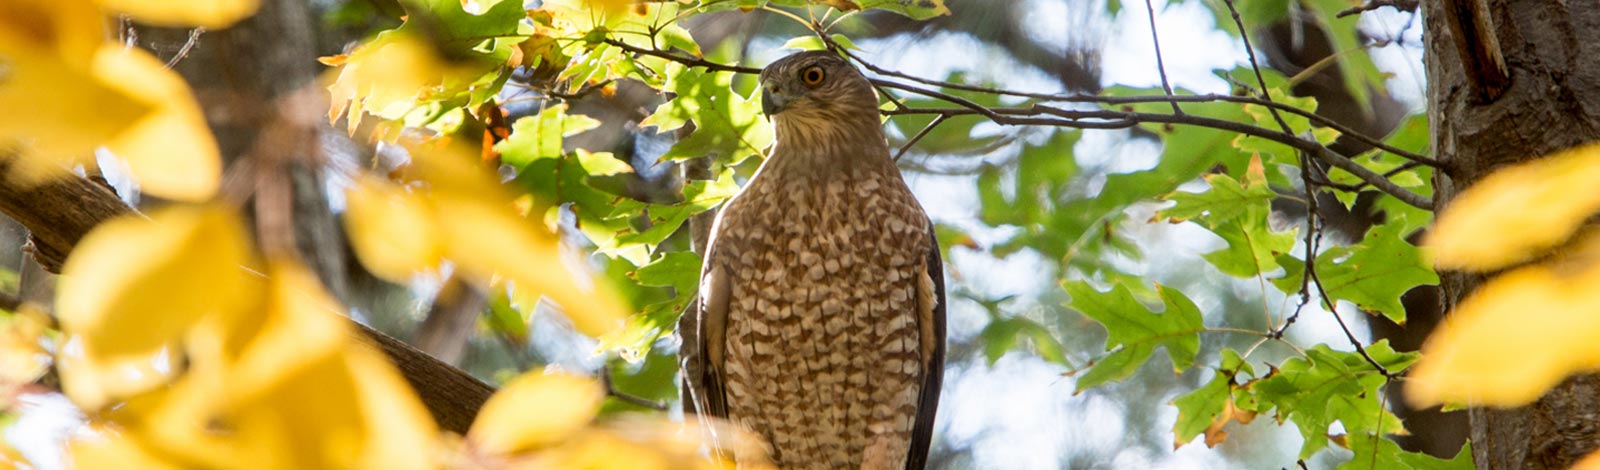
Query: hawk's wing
907 225 946 470
681 237 729 420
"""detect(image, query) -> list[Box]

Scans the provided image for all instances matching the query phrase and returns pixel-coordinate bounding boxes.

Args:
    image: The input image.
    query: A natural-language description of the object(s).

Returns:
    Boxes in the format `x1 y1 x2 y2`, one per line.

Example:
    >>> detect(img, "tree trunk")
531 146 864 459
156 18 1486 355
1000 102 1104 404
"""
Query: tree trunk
1424 0 1600 467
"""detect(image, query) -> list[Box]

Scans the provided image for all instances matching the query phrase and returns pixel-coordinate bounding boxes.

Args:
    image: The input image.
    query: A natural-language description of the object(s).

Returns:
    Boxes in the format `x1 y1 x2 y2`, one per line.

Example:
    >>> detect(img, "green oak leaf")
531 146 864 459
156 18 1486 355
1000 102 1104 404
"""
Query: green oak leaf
603 252 706 358
1066 281 1204 391
1172 348 1256 449
1249 341 1417 459
1312 218 1438 324
978 316 1070 367
1340 435 1472 470
494 104 601 167
641 65 773 165
1159 171 1275 228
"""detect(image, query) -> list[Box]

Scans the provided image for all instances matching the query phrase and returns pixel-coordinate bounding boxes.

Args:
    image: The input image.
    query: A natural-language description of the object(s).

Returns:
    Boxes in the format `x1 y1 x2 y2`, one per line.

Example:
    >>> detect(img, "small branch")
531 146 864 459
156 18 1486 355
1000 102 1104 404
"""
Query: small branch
603 38 761 75
163 28 205 69
884 105 1434 209
601 367 669 411
609 41 1445 170
893 114 947 161
1337 0 1419 18
1143 0 1183 115
1220 0 1293 135
605 41 1435 207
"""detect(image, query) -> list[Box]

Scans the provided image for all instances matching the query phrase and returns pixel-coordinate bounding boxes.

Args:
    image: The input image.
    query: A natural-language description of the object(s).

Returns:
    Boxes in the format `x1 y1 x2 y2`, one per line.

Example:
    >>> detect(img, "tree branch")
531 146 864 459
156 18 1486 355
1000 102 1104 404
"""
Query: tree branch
603 40 1446 198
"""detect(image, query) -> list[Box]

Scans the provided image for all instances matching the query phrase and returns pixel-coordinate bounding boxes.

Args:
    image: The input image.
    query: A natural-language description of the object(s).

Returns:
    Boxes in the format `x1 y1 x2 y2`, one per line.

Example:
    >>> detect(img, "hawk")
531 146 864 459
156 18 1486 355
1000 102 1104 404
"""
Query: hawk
680 50 947 470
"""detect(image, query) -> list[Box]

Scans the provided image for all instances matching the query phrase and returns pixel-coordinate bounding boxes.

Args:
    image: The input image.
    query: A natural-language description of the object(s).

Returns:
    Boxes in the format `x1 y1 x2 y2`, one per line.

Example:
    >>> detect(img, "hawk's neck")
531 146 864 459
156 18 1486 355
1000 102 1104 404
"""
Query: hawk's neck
760 113 896 181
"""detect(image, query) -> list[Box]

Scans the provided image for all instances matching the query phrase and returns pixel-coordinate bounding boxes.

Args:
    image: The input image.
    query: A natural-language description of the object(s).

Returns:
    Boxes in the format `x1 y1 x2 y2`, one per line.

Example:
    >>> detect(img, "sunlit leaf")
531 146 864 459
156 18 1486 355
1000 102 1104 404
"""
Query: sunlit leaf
642 65 772 165
0 40 151 183
67 428 181 470
343 176 443 282
1172 349 1254 449
94 46 221 201
1313 219 1436 324
56 205 255 366
1426 143 1600 271
469 370 604 455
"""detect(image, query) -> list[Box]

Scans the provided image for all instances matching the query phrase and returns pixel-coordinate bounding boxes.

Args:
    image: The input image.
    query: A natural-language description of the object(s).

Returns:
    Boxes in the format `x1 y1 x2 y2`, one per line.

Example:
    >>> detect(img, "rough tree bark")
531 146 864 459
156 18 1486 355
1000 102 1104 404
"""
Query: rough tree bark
1424 0 1600 467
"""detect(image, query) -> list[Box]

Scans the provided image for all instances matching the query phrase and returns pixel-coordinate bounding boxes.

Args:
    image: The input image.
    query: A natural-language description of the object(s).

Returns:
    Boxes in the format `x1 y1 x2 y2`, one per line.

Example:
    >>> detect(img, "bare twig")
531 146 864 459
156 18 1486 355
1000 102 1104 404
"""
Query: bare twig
164 28 205 69
601 367 669 411
1337 0 1420 18
1143 0 1183 115
604 40 1435 209
893 114 948 161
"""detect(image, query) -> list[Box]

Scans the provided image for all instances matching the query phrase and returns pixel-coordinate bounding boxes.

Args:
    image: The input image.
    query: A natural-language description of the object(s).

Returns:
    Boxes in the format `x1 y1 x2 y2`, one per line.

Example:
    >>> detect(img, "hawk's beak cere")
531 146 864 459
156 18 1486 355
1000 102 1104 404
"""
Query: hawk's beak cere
761 81 789 116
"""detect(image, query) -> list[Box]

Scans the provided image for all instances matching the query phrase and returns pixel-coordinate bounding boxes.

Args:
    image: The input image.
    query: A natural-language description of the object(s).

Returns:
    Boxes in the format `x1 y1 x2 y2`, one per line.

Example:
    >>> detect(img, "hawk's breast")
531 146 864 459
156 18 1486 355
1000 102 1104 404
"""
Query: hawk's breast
711 165 931 470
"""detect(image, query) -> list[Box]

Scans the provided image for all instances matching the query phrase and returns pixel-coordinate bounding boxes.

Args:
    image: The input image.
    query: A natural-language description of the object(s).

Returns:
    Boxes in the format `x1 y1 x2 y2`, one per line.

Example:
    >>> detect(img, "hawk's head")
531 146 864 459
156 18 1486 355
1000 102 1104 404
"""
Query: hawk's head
759 51 878 123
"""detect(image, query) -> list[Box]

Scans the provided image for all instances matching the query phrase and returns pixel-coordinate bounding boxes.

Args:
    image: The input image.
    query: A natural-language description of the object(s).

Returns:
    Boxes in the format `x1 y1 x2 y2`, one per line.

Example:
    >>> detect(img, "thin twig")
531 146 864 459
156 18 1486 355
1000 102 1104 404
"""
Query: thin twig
611 39 1442 167
603 41 1435 208
1337 0 1419 18
894 114 947 161
1143 0 1183 115
164 28 205 69
601 367 669 411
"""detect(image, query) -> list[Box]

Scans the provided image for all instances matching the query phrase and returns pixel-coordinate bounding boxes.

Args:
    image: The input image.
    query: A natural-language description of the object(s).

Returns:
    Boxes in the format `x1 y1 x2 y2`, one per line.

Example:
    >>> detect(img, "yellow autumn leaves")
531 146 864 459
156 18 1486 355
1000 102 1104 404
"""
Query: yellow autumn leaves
344 144 628 337
0 0 250 201
1410 144 1600 409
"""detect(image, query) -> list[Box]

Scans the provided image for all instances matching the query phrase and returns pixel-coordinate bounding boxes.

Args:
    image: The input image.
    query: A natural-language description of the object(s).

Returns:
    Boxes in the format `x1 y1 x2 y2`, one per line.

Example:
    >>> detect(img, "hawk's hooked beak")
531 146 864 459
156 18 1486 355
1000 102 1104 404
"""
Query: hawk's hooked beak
760 81 789 116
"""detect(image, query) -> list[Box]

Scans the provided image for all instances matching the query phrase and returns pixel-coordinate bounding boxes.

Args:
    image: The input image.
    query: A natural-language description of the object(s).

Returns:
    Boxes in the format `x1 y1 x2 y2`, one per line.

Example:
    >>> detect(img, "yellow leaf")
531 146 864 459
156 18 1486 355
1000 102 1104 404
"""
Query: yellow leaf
67 428 181 470
56 204 255 362
1577 450 1600 470
96 0 258 28
0 307 50 385
469 370 604 455
55 345 181 411
344 176 444 282
94 46 221 201
434 193 625 337
137 345 436 470
419 148 626 337
0 37 151 183
185 262 348 403
0 0 105 65
1427 143 1600 271
1406 247 1600 407
325 34 462 131
528 430 669 470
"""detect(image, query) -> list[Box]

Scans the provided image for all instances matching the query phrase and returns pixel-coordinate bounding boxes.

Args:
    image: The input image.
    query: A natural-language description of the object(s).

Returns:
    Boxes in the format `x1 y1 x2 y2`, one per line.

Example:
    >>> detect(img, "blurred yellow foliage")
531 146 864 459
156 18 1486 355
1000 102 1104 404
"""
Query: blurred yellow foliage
98 0 258 28
1412 143 1600 411
469 372 606 455
453 370 774 470
52 206 436 469
1426 143 1600 271
0 307 51 387
324 34 493 131
0 0 235 201
343 145 628 338
1407 234 1600 407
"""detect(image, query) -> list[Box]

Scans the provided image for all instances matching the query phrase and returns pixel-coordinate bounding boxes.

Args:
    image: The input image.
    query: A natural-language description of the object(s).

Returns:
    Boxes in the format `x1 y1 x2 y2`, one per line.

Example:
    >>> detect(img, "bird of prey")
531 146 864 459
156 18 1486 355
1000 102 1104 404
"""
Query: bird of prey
680 50 947 470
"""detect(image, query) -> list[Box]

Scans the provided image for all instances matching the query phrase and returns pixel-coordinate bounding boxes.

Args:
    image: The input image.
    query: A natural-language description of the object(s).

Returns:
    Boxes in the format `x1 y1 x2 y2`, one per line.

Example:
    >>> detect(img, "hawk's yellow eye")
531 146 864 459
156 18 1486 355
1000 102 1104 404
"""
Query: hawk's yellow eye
800 66 825 86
